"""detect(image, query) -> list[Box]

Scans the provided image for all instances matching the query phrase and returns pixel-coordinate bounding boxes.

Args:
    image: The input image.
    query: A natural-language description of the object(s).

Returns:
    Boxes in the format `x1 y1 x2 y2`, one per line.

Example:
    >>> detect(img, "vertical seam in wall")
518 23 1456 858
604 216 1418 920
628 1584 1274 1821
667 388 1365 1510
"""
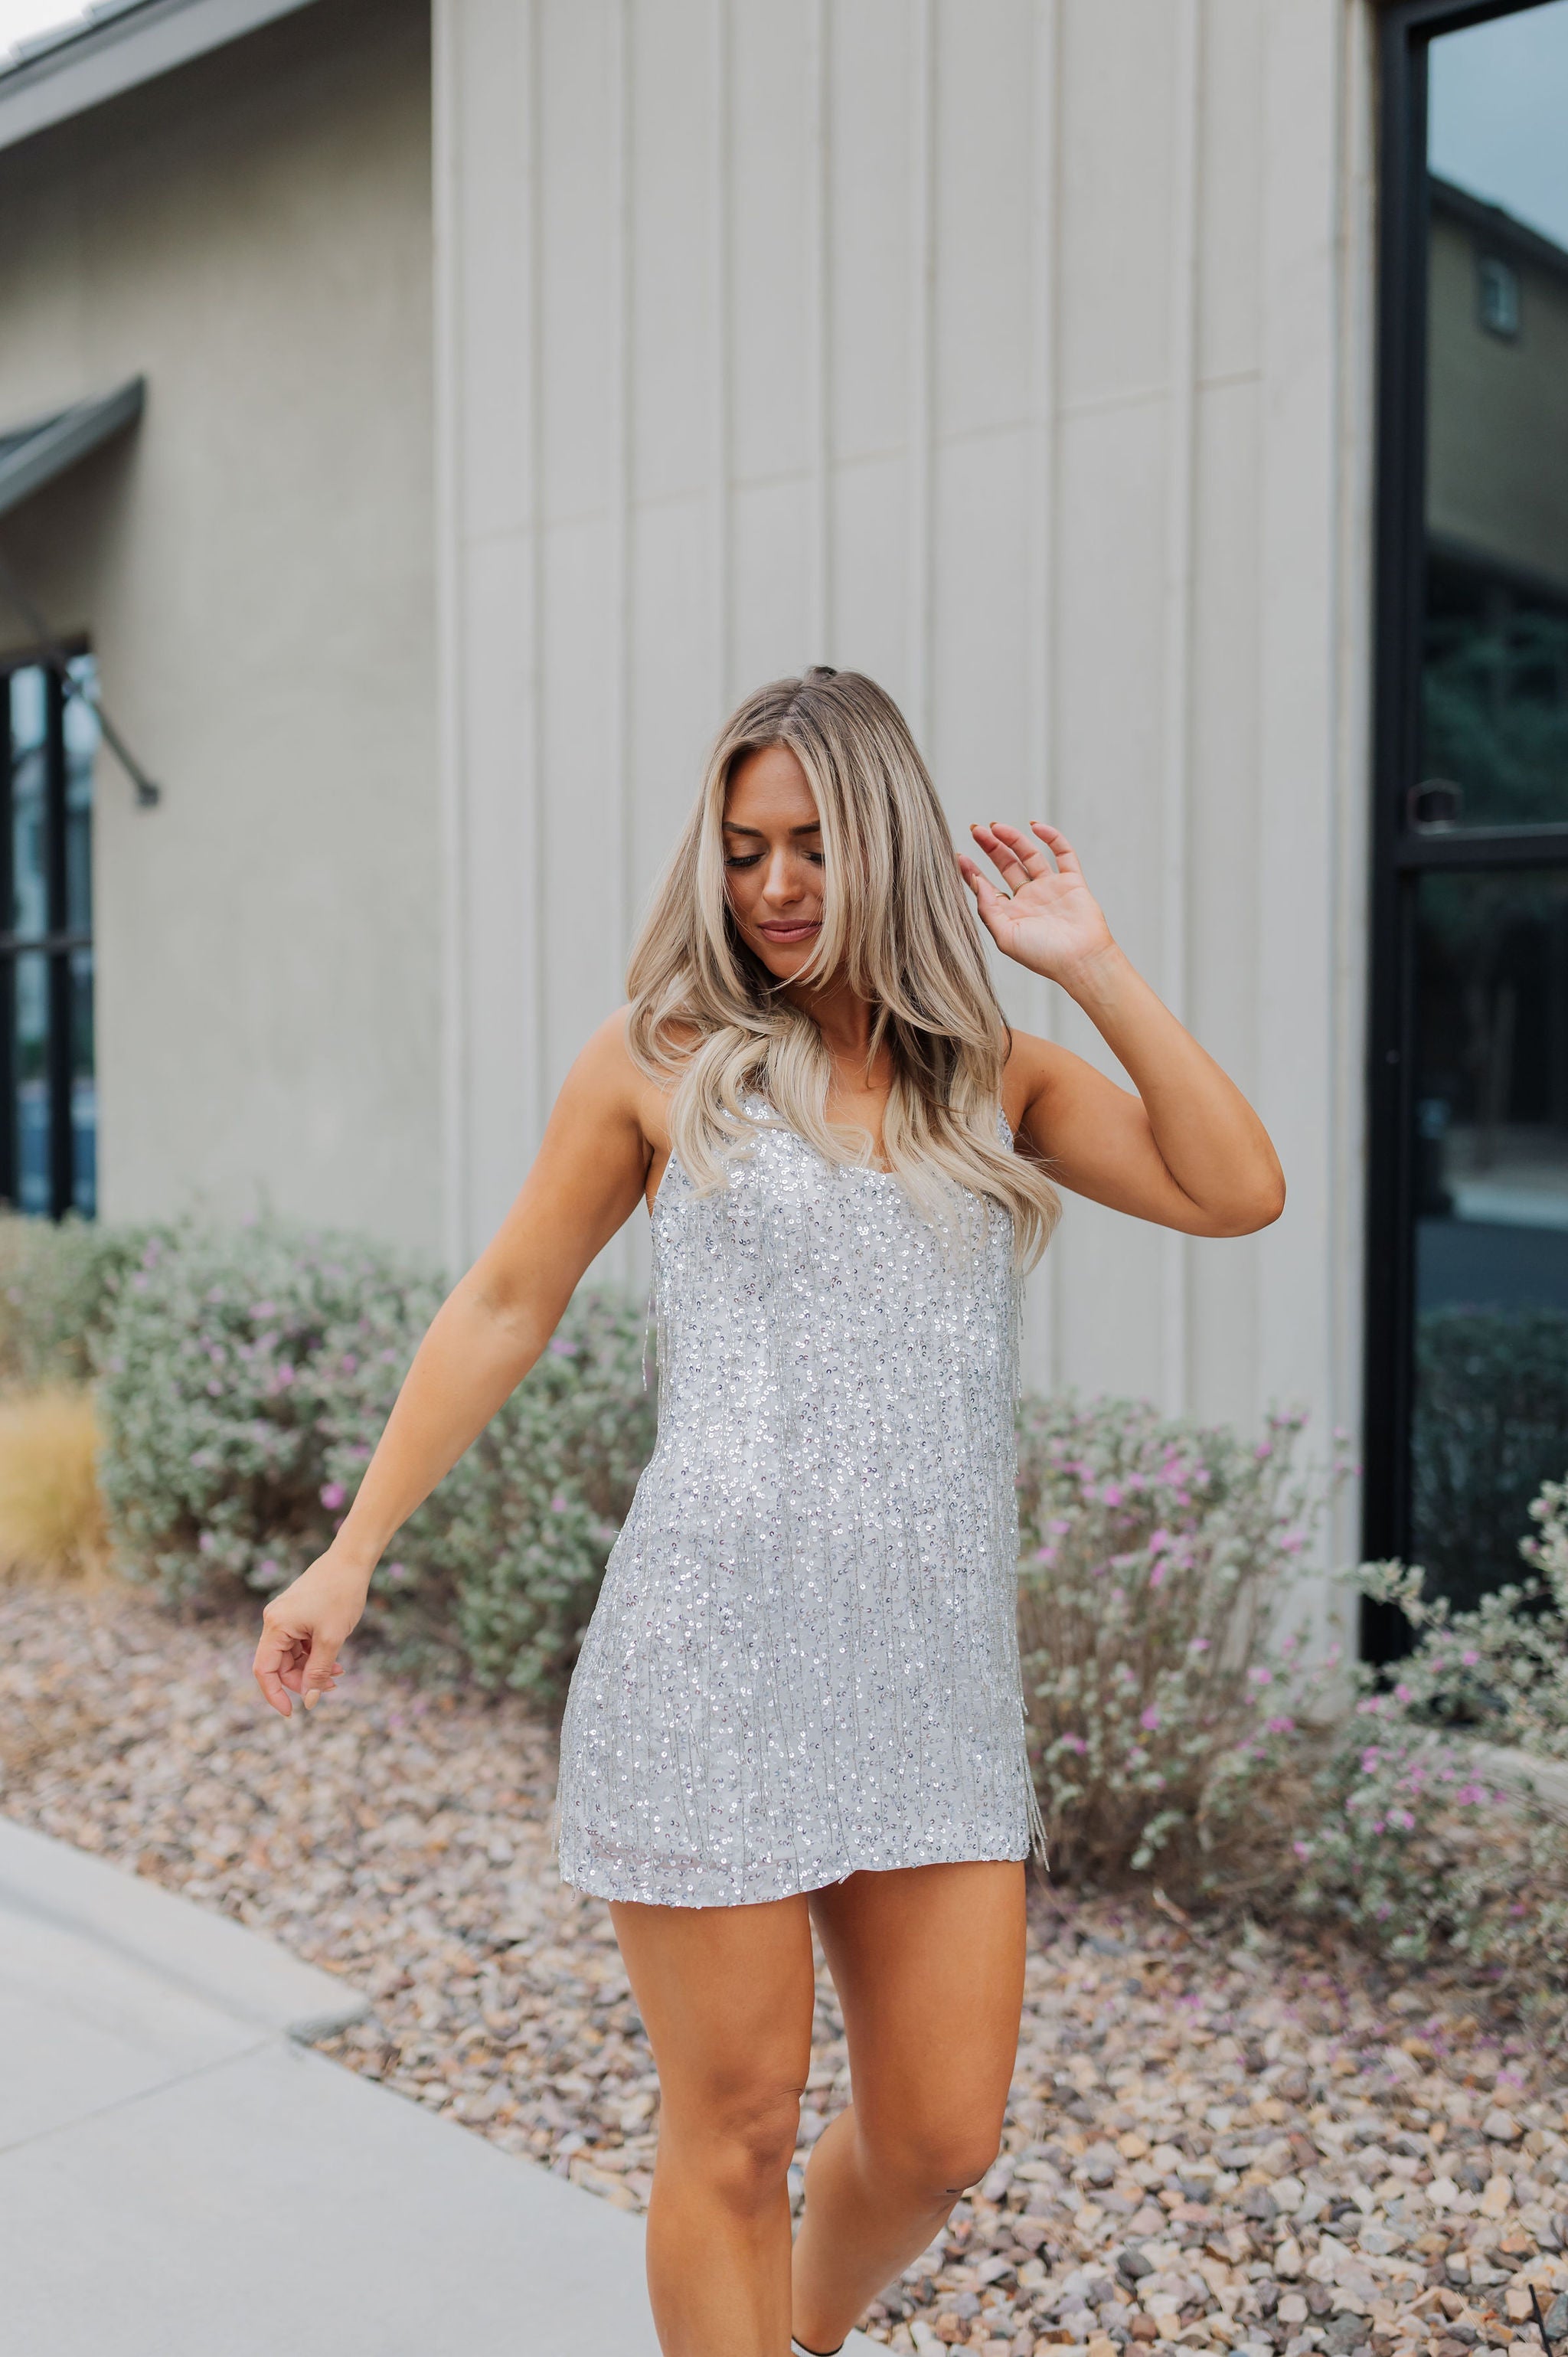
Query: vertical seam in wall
609 0 634 1284
711 0 732 716
1159 0 1203 1418
1330 0 1377 1588
431 0 469 1275
806 0 831 661
1027 0 1063 1392
907 0 936 748
527 0 548 1156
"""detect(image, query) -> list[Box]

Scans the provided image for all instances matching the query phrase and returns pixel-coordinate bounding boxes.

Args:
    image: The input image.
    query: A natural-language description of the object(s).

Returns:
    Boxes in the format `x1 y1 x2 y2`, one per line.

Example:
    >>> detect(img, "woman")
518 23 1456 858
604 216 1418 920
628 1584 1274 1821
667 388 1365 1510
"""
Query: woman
253 666 1283 2357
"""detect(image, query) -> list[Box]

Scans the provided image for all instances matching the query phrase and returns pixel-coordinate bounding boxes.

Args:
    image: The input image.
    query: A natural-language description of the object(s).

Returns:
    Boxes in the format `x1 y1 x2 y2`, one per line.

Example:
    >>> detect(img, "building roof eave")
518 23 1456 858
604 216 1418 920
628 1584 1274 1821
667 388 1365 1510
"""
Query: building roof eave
0 0 322 156
0 375 145 520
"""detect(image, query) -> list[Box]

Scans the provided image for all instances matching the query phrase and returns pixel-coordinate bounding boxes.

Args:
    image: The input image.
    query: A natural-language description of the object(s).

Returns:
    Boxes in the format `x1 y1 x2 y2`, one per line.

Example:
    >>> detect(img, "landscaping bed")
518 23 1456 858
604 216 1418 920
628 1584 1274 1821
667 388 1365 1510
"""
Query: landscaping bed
5 1574 1566 2357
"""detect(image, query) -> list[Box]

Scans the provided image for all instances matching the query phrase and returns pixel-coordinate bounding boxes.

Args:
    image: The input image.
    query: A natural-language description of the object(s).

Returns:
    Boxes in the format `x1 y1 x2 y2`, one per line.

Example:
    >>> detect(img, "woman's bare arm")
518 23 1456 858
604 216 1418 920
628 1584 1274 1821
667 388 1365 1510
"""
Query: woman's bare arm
965 820 1285 1239
252 1012 655 1717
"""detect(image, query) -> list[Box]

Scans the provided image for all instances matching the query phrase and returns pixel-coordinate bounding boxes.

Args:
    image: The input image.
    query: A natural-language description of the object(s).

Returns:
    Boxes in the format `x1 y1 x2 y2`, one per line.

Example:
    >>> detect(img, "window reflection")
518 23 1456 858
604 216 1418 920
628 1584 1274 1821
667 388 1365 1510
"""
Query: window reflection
1422 0 1568 831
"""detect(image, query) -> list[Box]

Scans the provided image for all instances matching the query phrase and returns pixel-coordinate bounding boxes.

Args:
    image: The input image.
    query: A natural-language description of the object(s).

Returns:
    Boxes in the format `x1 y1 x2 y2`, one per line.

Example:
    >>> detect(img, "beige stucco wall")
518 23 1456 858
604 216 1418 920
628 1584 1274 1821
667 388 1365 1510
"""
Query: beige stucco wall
0 0 439 1251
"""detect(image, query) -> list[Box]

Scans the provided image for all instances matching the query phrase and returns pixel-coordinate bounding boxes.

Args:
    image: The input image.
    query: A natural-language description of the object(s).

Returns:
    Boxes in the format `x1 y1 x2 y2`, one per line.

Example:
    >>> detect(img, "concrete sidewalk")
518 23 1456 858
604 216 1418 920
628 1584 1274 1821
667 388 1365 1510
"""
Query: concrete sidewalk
0 1818 877 2357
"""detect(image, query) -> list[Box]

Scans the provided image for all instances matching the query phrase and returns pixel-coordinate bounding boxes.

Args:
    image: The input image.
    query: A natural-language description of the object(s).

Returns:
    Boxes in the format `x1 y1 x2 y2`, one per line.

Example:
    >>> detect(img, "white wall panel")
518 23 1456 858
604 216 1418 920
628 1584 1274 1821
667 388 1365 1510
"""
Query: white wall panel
435 0 1379 1570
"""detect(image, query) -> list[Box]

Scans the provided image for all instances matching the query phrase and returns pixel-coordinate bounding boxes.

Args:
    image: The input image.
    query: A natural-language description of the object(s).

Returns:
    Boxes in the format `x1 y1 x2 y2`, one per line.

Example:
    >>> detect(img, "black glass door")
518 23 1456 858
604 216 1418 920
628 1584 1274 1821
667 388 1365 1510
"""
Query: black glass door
1368 0 1568 1636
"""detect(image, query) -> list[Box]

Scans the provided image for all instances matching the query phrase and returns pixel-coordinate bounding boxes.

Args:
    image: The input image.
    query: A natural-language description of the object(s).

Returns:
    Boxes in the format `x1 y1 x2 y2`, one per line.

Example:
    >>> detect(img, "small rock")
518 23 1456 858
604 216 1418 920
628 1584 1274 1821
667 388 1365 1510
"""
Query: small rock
1276 2240 1305 2281
1129 2321 1159 2344
1485 2114 1522 2146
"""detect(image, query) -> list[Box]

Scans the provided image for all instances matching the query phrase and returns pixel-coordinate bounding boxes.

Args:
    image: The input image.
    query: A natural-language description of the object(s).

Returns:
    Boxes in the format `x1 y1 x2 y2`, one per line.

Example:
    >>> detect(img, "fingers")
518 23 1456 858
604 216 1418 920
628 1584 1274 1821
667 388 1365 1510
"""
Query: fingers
956 852 1007 914
299 1628 344 1712
970 821 1060 892
1029 820 1081 874
253 1616 345 1719
253 1620 298 1718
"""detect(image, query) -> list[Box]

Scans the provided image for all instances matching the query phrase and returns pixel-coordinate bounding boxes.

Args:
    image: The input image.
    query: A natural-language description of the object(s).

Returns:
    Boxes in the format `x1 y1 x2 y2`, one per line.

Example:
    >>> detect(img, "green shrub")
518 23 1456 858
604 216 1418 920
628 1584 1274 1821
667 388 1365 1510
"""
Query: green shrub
1287 1551 1568 2045
93 1215 655 1702
94 1218 443 1605
1014 1394 1346 1889
0 1211 148 1390
440 1289 655 1705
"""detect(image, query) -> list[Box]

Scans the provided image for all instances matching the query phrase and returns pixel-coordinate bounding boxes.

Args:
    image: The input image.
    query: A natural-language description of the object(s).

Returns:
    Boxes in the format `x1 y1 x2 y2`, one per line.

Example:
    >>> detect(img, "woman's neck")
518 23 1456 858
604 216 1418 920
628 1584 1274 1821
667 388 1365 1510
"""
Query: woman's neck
783 973 882 1077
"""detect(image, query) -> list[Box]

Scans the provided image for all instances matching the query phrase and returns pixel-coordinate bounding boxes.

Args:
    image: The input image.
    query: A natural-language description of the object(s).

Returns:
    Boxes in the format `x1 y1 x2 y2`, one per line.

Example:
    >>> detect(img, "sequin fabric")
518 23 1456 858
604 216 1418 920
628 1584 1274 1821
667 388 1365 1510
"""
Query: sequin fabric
554 1103 1046 1908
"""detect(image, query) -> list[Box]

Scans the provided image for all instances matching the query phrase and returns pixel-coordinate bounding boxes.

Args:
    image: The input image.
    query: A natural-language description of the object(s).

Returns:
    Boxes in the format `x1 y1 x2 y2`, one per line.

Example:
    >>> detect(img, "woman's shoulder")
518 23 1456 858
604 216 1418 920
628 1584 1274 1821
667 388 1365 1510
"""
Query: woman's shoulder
1000 1025 1061 1129
571 1005 700 1152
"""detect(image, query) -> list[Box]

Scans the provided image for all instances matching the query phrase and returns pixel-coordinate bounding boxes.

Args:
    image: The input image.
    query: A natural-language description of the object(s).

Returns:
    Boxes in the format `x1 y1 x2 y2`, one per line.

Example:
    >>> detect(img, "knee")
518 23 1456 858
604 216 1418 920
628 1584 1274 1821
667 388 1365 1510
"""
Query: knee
865 2117 1003 2208
668 2081 802 2218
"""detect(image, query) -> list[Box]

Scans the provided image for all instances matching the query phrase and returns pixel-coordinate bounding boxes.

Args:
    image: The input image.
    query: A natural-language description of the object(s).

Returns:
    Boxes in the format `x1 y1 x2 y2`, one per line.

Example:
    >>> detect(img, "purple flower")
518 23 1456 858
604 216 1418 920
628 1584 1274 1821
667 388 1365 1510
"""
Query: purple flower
1188 1636 1210 1656
550 1493 570 1514
1462 1649 1480 1667
1139 1706 1161 1733
1059 1732 1087 1755
1266 1715 1295 1735
320 1483 346 1511
1101 1483 1123 1507
252 1300 276 1320
1249 1666 1273 1686
548 1338 579 1358
1394 1682 1413 1704
1149 1562 1167 1588
1292 1838 1312 1860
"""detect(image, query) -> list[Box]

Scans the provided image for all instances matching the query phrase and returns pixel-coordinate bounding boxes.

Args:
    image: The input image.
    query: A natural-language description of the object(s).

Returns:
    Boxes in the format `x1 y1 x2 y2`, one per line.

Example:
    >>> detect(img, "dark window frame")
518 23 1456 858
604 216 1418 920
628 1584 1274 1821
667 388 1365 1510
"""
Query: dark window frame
1 640 94 1221
1364 0 1568 1650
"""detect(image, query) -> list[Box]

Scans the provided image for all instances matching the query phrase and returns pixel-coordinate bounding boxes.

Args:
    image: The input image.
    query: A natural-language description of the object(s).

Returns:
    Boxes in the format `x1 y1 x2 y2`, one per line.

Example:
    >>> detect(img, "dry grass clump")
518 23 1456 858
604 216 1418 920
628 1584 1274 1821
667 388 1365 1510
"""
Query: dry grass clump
0 1384 111 1582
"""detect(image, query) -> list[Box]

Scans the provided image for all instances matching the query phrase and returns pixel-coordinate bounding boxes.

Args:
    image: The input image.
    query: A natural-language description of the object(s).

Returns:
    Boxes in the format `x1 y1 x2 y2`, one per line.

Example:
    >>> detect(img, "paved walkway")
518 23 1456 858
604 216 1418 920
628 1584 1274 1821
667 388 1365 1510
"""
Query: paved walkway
0 1818 876 2357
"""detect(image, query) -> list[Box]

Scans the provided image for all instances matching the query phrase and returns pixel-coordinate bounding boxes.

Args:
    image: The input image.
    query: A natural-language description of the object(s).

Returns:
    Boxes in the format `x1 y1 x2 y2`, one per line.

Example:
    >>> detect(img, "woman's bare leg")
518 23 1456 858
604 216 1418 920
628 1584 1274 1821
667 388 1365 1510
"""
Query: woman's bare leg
609 1892 818 2357
790 1860 1027 2353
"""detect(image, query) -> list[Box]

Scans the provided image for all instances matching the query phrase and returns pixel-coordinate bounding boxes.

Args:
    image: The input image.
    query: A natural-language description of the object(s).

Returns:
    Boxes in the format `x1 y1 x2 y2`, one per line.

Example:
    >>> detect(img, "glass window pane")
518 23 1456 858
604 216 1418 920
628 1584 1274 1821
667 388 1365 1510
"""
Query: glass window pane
1422 1 1568 829
70 945 95 1218
1410 866 1568 1609
8 666 49 940
63 655 96 937
12 947 51 1216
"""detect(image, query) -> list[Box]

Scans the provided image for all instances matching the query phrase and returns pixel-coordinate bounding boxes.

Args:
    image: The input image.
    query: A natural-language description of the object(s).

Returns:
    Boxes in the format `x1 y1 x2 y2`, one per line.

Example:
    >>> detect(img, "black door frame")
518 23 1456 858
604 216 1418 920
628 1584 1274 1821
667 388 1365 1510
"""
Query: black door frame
1364 0 1568 1648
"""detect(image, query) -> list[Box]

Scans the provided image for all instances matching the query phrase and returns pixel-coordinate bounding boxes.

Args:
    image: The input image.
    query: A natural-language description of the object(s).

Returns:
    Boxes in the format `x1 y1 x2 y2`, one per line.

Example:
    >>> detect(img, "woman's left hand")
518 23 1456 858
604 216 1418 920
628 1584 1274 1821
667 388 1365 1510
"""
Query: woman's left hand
958 822 1116 986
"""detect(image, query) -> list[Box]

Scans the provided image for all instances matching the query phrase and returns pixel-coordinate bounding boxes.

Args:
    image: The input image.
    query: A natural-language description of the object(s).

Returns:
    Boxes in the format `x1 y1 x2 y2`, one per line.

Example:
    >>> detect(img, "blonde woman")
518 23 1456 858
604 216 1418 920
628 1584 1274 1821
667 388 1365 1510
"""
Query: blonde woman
253 667 1283 2357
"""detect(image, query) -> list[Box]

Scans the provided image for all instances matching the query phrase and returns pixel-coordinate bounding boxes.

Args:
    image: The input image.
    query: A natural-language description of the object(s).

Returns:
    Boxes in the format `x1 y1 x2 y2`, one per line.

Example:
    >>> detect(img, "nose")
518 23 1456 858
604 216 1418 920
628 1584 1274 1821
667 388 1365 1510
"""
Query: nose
759 846 812 907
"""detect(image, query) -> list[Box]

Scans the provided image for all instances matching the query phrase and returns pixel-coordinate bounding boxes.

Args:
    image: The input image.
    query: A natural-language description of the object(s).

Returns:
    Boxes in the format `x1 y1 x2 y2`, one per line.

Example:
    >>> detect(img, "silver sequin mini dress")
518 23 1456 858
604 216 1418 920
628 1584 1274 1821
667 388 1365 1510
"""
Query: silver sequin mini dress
554 1104 1046 1908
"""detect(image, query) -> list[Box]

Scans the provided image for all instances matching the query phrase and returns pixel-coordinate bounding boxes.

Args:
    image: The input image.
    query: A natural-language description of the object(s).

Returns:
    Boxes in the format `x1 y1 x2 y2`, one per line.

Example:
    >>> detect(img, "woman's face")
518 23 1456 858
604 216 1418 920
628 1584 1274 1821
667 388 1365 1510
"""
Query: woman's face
722 744 825 983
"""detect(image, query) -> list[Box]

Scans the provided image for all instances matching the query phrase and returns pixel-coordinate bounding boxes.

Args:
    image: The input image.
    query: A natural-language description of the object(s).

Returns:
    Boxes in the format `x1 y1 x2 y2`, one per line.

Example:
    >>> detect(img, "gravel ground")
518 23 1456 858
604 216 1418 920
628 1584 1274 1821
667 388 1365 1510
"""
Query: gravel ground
5 1576 1568 2357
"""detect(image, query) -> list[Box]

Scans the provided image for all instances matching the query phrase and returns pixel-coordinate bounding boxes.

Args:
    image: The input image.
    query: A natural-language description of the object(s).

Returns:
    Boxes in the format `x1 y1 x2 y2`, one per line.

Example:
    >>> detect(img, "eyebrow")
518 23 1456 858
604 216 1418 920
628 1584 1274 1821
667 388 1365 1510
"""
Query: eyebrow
721 820 822 838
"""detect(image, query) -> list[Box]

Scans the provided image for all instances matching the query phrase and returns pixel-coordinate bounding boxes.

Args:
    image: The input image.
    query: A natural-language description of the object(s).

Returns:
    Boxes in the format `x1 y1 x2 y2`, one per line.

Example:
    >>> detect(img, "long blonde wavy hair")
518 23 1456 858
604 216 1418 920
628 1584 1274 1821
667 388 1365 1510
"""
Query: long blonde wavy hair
626 666 1063 1268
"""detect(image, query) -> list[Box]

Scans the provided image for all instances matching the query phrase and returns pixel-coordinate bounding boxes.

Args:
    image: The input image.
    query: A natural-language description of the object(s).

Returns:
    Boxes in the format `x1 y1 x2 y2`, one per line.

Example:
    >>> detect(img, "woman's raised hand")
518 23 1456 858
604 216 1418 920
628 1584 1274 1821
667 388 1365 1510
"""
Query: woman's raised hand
957 822 1116 986
252 1549 368 1717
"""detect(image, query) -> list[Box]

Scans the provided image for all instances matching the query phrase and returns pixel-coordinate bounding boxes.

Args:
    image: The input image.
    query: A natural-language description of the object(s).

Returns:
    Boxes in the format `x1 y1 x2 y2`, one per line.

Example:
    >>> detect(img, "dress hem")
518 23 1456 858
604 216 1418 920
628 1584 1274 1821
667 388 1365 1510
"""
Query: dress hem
557 1839 1033 1910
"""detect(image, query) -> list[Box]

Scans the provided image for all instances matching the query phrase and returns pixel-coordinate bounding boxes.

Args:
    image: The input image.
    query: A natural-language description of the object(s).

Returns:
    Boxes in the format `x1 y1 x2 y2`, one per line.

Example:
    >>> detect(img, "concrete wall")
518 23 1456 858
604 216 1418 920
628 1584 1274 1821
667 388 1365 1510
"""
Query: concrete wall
0 0 439 1250
434 0 1379 1574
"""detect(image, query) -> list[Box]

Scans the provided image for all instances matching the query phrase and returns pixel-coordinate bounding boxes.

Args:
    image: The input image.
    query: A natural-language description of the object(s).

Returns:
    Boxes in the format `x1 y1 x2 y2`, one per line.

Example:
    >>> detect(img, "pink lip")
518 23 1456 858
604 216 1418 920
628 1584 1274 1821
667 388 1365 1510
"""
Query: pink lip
757 920 820 942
